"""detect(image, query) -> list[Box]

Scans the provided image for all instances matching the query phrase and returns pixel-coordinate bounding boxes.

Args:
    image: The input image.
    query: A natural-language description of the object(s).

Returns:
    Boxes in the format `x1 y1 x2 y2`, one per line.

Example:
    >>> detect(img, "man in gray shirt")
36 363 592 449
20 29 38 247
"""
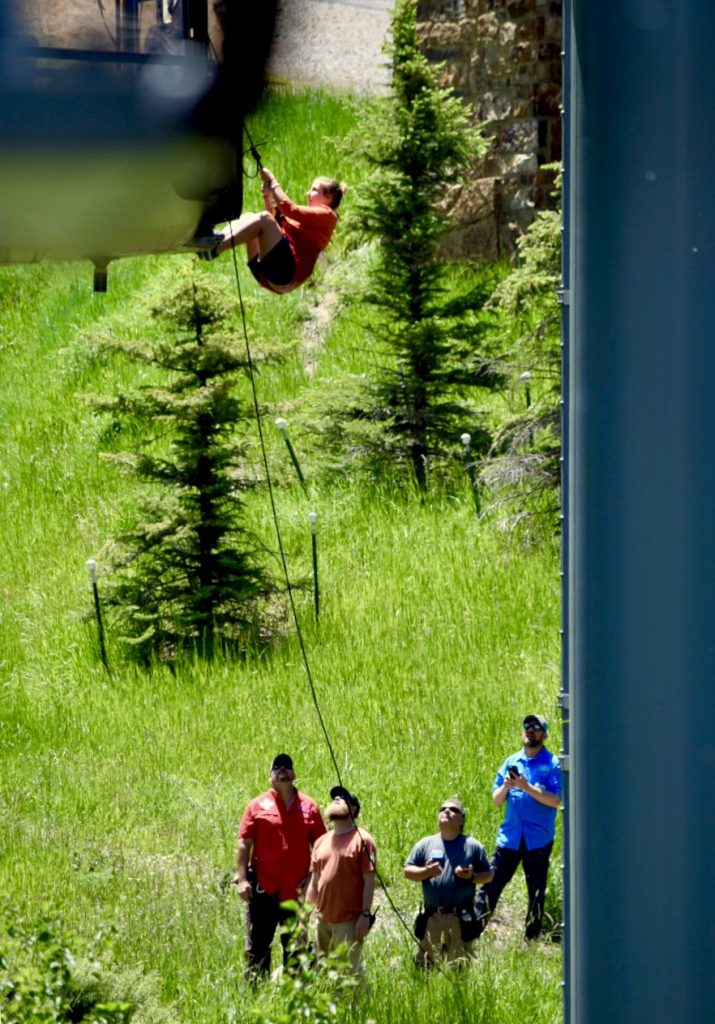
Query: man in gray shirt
404 797 493 966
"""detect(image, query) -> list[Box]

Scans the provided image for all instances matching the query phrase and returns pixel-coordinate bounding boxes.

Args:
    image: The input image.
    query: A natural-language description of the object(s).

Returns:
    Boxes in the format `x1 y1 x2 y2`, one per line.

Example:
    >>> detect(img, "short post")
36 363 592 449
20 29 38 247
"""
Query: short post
518 370 532 409
460 433 480 514
86 559 109 672
308 511 319 623
275 418 309 497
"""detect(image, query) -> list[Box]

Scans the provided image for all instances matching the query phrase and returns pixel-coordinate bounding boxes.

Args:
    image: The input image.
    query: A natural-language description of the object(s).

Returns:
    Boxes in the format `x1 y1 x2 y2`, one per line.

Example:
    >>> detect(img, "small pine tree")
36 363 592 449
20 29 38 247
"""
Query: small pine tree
335 0 500 489
90 270 277 662
480 170 562 535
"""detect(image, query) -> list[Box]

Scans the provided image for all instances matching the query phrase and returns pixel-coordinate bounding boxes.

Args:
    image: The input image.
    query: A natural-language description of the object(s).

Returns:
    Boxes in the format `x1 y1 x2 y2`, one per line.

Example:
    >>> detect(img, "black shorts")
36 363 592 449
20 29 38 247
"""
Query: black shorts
248 236 296 287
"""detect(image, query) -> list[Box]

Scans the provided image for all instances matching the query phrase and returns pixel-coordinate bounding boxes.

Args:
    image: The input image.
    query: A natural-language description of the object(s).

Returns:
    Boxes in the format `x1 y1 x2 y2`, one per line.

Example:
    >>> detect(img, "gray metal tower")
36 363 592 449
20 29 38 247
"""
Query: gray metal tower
566 2 715 1020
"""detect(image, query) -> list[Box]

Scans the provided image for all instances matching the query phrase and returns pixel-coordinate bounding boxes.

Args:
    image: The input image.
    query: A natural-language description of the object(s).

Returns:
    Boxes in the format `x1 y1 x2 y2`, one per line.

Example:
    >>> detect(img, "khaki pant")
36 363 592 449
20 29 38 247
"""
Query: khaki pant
315 917 364 974
416 910 474 967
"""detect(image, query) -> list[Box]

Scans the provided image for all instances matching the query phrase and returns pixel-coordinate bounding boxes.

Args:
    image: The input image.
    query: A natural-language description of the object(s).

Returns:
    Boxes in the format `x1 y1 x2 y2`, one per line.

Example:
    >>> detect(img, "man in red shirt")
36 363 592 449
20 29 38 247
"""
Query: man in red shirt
233 753 326 977
306 786 376 974
218 167 344 293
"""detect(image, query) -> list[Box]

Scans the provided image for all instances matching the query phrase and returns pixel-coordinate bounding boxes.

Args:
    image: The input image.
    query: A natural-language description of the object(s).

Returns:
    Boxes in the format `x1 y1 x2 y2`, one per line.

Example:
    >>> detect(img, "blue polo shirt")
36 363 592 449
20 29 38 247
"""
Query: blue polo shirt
493 746 562 851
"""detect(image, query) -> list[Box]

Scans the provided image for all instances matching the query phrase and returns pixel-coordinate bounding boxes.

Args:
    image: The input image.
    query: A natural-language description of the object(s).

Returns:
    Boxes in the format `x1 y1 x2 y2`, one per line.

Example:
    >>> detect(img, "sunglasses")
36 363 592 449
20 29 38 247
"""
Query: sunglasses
440 805 463 815
523 722 545 732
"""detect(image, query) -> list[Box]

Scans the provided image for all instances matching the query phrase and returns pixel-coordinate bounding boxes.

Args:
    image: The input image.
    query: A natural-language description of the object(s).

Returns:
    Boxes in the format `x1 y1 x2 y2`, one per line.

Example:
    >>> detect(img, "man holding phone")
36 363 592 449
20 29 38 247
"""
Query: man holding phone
475 714 562 940
404 798 492 966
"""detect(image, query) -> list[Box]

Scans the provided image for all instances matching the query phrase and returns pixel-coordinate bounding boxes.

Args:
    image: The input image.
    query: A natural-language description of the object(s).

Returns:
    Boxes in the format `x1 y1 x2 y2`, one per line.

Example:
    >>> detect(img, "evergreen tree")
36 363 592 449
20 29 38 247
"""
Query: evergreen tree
90 271 277 662
480 174 562 535
335 0 500 489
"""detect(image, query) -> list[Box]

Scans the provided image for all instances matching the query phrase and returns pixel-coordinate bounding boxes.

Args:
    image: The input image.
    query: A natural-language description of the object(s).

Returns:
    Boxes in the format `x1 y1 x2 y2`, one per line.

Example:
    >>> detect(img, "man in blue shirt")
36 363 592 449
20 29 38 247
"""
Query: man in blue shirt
405 797 493 966
475 714 562 940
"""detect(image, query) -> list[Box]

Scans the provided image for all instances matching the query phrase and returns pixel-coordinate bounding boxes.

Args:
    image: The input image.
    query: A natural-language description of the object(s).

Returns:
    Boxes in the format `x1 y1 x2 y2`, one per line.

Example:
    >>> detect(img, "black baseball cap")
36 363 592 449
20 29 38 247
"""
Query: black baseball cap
330 785 360 818
271 753 294 771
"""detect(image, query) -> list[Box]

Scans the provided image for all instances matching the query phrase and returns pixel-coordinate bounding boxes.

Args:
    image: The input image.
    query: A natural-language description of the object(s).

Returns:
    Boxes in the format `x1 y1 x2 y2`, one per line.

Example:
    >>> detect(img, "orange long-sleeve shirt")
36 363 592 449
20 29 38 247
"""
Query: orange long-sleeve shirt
260 197 337 293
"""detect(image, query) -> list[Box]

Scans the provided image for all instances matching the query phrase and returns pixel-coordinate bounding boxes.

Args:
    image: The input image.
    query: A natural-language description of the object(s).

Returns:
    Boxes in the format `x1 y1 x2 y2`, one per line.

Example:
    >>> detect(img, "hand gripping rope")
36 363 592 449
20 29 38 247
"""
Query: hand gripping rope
243 122 265 178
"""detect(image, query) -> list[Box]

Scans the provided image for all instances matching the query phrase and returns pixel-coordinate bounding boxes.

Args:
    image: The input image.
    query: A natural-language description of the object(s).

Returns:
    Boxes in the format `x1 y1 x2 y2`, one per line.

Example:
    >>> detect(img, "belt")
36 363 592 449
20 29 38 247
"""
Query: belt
426 903 470 916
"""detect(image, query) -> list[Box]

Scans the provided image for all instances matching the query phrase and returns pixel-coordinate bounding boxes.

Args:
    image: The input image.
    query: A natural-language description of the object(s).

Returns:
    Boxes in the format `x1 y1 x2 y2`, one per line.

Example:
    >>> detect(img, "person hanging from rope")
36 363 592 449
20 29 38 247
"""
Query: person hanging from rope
216 167 345 293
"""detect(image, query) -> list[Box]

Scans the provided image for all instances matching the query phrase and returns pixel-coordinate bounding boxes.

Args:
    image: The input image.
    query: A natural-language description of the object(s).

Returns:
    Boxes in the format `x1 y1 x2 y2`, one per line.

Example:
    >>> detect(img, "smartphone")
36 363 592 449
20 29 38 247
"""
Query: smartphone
507 765 520 779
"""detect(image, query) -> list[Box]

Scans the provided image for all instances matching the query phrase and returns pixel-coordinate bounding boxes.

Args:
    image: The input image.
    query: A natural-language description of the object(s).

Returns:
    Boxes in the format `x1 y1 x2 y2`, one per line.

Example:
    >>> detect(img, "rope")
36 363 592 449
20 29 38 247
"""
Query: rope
243 121 265 174
96 0 116 46
224 160 420 945
227 239 343 786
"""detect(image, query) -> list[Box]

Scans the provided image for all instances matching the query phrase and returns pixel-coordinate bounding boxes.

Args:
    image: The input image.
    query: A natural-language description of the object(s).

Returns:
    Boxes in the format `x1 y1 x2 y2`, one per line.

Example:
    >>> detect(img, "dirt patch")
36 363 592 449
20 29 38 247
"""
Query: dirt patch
301 289 339 375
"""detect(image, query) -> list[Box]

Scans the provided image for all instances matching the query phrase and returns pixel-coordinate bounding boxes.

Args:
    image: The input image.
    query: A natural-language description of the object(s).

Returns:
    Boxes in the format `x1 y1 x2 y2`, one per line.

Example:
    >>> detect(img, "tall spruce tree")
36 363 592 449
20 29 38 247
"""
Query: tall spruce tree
337 0 499 488
90 271 277 662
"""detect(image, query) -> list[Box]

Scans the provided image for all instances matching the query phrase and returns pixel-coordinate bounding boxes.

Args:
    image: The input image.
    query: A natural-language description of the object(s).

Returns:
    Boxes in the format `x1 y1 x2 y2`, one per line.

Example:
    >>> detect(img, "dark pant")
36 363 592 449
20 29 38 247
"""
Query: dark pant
245 883 296 976
248 235 296 287
475 840 553 940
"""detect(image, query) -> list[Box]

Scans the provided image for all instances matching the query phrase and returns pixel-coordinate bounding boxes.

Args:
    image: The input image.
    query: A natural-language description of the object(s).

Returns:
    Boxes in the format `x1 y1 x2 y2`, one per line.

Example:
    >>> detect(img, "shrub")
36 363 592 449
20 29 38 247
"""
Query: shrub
252 904 357 1024
0 907 130 1024
480 170 562 537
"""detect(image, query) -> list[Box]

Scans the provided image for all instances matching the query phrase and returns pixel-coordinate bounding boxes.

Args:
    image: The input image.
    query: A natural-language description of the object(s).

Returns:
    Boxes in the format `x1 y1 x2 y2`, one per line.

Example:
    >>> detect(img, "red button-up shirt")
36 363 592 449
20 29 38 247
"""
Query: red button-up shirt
238 789 326 900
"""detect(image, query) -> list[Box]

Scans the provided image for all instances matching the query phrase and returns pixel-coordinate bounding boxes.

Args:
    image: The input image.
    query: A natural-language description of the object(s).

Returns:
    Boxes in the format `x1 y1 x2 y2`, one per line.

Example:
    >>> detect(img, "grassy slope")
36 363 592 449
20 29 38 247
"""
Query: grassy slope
0 90 562 1023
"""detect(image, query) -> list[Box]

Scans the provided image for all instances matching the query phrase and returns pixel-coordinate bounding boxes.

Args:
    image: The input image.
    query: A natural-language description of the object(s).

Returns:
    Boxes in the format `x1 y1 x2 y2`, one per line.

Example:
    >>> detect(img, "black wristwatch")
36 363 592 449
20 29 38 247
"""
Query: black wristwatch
360 909 372 917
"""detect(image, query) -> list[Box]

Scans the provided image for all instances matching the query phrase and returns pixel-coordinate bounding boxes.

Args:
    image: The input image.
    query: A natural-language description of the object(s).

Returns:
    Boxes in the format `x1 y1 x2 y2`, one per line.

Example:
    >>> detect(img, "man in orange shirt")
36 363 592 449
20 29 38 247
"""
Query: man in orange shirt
306 786 376 974
233 753 326 977
218 167 345 293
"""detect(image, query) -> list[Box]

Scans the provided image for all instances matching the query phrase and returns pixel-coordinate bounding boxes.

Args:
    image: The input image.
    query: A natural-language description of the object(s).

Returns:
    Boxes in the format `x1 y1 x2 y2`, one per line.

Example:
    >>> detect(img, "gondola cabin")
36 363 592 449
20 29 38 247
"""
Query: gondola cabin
0 1 276 288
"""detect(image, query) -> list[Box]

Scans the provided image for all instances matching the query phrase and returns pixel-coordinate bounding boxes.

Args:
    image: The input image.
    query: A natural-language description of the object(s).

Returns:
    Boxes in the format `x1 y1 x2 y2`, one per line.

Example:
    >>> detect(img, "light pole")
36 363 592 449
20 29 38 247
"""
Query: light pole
86 559 109 673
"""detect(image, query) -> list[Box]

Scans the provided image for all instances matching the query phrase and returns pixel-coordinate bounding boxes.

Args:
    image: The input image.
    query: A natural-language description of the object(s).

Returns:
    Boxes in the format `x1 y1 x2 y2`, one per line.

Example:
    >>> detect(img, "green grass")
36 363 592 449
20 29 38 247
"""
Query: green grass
0 87 562 1023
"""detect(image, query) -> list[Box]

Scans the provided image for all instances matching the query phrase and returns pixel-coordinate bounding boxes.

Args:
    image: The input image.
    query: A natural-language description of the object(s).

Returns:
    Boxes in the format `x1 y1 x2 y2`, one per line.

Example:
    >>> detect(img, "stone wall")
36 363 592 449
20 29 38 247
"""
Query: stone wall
417 0 562 258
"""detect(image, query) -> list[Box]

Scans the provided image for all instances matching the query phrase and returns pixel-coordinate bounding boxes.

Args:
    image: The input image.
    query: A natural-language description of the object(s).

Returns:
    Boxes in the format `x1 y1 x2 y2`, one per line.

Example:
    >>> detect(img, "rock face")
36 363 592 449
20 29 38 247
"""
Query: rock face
417 0 562 257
